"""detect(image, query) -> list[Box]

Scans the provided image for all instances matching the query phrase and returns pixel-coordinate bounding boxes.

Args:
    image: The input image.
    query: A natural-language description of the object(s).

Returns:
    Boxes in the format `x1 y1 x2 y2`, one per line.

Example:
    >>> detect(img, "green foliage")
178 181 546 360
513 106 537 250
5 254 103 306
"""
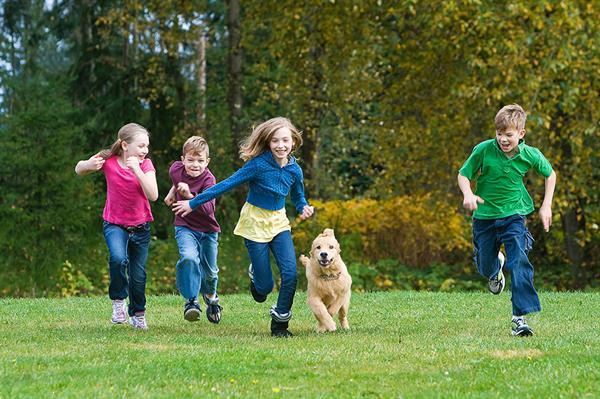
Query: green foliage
0 1 597 296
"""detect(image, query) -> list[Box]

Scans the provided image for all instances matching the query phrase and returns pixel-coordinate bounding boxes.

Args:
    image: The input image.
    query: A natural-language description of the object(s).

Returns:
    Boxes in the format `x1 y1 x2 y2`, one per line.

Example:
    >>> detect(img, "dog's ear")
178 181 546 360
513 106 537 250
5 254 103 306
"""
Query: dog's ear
323 228 335 237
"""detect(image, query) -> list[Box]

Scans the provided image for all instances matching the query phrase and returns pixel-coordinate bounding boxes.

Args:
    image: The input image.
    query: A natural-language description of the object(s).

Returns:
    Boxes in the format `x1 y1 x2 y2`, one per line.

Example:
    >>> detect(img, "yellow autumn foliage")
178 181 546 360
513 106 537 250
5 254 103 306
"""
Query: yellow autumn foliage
293 195 471 268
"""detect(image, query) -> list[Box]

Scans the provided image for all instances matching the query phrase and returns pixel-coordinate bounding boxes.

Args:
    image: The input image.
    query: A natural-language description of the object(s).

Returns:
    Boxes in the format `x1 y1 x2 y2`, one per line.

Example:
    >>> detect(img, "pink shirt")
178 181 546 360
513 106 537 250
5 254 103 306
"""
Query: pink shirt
101 156 155 226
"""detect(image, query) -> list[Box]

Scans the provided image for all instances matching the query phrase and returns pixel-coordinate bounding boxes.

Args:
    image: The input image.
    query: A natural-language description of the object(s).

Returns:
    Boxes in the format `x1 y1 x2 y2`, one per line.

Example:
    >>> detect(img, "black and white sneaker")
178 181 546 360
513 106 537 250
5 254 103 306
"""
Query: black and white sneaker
248 264 267 302
512 316 534 337
203 294 222 324
184 298 201 322
488 252 506 295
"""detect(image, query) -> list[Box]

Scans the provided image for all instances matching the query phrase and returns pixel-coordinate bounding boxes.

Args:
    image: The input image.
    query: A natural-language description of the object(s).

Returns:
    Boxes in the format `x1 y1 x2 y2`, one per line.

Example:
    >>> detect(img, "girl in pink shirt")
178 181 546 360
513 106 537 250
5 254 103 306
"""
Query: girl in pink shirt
75 123 158 330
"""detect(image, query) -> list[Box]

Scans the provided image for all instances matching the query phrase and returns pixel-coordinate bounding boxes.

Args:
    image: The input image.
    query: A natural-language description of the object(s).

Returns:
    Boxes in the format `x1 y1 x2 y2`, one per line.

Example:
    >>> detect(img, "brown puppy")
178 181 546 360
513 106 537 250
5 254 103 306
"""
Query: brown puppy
299 228 352 332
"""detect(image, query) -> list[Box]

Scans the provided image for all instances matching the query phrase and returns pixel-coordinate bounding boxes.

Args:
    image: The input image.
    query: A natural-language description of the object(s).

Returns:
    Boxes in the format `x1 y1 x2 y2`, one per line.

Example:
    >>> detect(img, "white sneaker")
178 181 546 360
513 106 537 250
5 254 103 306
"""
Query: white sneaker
130 312 148 330
111 299 127 324
488 252 506 295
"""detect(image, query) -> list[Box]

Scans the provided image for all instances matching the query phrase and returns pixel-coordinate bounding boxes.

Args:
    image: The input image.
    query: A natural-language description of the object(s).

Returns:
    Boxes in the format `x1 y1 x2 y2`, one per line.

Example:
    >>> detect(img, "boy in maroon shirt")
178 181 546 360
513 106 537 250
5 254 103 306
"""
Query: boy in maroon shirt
165 136 222 323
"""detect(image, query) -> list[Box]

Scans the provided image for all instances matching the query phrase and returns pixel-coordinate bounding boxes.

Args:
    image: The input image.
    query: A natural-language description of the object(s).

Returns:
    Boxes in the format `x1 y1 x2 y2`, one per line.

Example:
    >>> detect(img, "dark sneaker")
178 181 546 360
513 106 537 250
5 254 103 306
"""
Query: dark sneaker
512 316 534 337
271 319 293 338
203 294 222 324
184 299 201 322
248 264 267 303
488 252 506 295
250 281 267 303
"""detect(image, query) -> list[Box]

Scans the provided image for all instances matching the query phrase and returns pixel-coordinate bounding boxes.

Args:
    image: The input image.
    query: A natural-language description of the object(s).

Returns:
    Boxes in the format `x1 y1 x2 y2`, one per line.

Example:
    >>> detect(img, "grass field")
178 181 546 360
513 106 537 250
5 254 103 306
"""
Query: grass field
1 291 598 398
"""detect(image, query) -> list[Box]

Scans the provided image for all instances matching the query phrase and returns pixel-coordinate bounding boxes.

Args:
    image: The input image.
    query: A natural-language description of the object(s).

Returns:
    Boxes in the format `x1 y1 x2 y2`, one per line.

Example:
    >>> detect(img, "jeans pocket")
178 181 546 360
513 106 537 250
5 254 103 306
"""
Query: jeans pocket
524 230 535 254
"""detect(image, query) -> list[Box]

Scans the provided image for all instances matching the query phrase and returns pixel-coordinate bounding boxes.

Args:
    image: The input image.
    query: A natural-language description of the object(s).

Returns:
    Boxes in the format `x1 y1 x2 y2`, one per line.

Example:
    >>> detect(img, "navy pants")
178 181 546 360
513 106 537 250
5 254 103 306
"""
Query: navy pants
244 230 297 315
473 215 540 316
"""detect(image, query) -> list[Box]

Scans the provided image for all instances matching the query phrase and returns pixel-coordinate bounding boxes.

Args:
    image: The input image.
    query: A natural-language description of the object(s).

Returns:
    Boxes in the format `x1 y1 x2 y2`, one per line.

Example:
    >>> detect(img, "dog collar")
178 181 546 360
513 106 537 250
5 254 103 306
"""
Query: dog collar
319 271 342 281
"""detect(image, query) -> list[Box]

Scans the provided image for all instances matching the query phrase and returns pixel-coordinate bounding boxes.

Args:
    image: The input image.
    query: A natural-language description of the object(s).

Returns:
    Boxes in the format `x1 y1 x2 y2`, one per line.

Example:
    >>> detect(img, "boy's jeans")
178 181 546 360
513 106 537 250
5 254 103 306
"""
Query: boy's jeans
472 214 540 316
103 221 151 316
244 230 297 315
175 226 219 300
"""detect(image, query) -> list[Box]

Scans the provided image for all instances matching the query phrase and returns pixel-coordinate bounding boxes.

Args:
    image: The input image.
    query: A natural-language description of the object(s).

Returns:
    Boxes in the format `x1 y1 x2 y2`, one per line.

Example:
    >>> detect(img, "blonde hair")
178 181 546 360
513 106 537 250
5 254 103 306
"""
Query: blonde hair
239 117 303 161
495 104 527 132
99 123 150 159
182 136 209 157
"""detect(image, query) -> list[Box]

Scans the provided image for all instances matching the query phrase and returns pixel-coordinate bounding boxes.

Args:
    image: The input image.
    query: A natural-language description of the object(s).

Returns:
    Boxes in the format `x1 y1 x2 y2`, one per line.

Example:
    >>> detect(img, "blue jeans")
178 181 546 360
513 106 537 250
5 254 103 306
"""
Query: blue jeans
102 221 151 316
472 214 540 316
175 226 219 300
244 230 297 315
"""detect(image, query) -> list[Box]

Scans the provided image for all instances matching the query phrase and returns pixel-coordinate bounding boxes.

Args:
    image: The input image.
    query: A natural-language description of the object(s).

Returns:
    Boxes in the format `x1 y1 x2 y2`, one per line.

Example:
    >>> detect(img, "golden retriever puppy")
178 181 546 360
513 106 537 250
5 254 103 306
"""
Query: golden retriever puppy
299 228 352 333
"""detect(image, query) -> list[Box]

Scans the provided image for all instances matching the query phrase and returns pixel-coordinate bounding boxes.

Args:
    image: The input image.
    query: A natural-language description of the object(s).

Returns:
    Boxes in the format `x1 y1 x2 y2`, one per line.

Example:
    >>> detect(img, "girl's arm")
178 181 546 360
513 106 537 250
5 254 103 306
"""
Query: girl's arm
75 153 105 175
173 160 256 217
290 170 313 220
164 185 176 206
193 176 217 216
539 170 556 232
126 156 158 202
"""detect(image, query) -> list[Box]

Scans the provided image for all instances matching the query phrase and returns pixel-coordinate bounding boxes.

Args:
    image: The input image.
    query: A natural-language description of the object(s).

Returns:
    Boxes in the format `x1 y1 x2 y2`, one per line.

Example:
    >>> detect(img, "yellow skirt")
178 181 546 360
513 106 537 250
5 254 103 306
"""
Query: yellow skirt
234 202 291 243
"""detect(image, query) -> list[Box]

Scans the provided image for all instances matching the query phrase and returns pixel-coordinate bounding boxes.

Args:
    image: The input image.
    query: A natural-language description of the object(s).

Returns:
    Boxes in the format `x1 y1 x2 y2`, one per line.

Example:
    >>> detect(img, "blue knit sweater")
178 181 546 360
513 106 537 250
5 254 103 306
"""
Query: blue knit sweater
189 151 309 214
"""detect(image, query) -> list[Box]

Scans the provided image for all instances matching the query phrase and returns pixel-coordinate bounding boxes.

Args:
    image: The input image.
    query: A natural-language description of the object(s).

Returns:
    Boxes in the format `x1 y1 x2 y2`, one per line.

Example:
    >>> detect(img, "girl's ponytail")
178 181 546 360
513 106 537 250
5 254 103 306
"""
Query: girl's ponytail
98 124 149 160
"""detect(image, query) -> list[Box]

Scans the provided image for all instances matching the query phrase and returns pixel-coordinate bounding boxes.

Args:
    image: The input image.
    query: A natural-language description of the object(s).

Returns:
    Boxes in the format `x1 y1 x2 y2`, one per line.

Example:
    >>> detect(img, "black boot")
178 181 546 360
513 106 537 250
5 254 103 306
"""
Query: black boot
271 319 293 338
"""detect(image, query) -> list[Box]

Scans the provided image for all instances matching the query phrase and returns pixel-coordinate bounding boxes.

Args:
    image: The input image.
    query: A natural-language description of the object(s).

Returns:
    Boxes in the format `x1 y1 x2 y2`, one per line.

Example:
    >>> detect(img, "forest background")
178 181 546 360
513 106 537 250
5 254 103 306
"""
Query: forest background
0 0 597 297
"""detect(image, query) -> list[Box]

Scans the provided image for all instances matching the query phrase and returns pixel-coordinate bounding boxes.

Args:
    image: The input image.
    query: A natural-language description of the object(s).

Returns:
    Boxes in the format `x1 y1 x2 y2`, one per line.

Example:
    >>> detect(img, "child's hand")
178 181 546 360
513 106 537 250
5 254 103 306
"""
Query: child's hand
125 156 142 173
172 200 193 217
462 194 484 211
299 205 314 221
539 205 552 232
176 182 192 199
87 153 105 171
164 191 176 206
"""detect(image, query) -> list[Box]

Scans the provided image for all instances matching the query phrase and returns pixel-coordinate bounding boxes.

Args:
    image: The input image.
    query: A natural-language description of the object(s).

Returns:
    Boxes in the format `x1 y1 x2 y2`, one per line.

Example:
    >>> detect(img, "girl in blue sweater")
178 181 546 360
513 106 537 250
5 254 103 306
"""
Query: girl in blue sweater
173 117 314 337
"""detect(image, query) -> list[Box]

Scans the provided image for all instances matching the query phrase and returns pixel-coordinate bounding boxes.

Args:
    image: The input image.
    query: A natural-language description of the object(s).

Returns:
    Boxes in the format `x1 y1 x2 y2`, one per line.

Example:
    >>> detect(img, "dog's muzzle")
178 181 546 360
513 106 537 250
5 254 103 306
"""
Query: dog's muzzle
318 253 333 267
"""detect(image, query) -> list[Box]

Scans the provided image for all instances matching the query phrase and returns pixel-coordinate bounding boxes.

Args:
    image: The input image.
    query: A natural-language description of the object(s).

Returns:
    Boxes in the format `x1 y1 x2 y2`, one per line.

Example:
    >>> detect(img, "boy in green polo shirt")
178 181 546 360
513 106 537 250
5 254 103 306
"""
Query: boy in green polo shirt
458 104 556 336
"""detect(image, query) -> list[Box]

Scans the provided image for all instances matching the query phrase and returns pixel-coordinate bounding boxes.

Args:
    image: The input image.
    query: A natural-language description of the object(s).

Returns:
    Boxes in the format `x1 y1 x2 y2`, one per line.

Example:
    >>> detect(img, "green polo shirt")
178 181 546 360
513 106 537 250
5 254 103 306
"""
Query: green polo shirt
459 139 553 219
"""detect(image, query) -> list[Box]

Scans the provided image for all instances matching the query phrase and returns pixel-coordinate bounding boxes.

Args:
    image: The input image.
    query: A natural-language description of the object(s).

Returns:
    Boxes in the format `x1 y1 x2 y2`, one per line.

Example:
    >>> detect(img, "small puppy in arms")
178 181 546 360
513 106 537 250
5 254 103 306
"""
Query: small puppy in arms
299 228 352 333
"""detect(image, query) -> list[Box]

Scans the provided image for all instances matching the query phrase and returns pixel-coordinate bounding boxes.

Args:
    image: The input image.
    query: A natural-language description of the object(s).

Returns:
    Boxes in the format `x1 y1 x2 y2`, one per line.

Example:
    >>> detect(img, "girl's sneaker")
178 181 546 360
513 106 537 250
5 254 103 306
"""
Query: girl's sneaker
488 252 506 295
111 299 128 324
203 294 222 324
249 264 267 303
512 316 533 337
130 312 148 330
184 299 201 322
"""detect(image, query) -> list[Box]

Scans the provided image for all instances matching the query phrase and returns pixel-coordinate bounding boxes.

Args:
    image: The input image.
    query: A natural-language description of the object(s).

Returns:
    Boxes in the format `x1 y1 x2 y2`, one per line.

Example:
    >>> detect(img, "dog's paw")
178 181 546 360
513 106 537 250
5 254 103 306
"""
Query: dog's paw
299 255 310 266
317 323 337 333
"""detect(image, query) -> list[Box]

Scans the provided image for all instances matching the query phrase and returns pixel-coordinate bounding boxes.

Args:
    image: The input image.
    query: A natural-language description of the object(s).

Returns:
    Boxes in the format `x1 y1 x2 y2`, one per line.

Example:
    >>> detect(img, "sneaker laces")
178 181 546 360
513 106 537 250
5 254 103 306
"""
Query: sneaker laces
132 313 147 329
112 300 126 320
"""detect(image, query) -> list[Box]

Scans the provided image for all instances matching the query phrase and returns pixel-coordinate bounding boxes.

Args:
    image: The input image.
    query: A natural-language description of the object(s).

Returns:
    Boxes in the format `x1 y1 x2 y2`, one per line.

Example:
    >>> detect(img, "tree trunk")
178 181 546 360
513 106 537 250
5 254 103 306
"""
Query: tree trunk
197 28 207 129
226 0 243 166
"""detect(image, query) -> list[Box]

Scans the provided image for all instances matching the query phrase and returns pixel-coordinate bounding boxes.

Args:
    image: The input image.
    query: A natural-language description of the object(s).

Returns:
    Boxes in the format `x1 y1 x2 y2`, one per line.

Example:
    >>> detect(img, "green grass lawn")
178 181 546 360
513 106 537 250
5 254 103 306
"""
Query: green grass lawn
1 291 598 398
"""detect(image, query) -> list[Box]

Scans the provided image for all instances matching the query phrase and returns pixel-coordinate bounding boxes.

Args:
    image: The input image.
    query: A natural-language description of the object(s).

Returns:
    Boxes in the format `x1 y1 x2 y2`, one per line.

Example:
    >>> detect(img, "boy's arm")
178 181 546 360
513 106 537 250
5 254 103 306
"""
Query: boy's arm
539 170 556 232
75 153 105 175
458 173 484 211
164 185 176 206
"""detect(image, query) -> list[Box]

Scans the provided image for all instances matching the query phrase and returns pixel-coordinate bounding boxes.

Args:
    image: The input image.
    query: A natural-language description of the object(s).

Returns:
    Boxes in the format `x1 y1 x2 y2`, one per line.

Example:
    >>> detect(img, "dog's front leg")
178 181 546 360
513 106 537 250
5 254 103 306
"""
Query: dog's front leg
338 290 351 330
308 296 336 332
